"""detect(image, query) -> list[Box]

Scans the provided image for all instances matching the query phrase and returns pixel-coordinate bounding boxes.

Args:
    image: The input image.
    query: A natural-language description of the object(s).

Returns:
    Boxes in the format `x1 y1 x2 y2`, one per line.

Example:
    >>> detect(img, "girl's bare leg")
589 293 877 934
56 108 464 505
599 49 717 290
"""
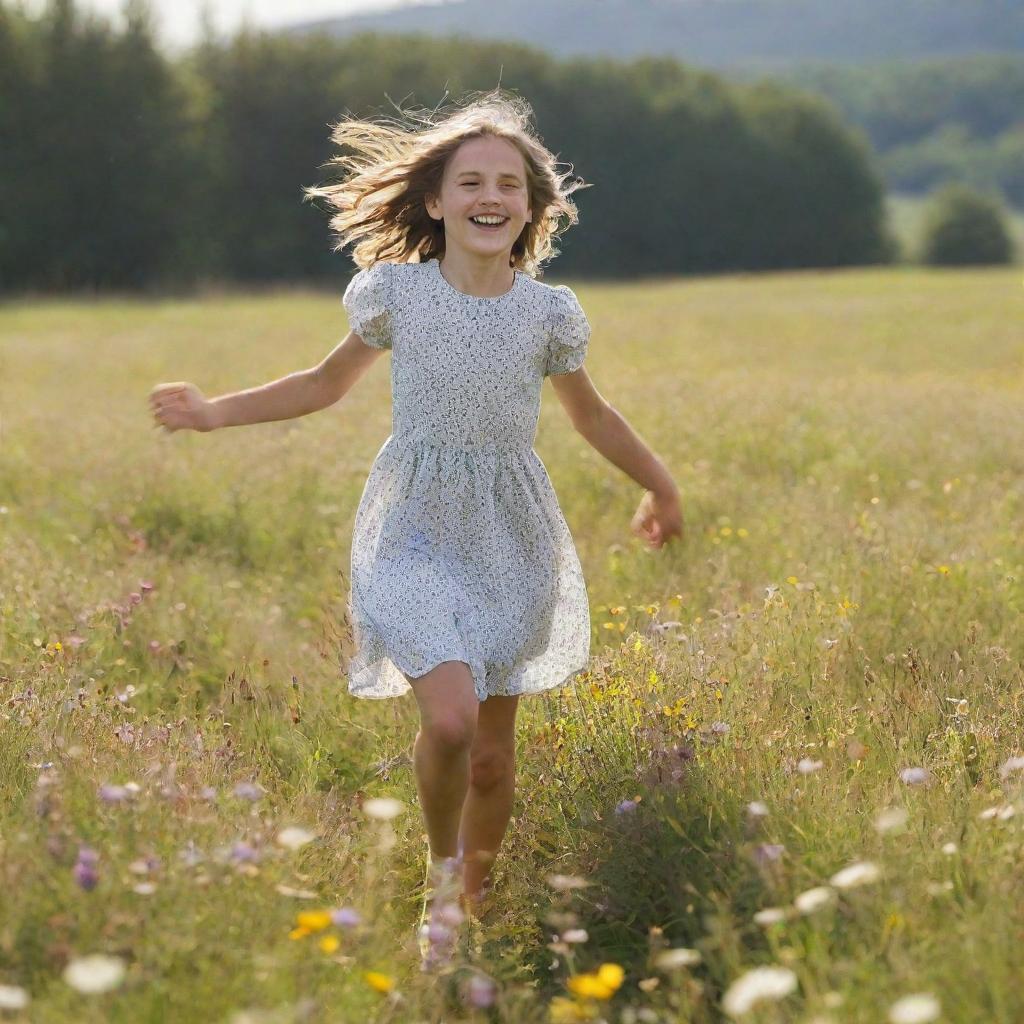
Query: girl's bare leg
406 661 479 860
458 693 520 907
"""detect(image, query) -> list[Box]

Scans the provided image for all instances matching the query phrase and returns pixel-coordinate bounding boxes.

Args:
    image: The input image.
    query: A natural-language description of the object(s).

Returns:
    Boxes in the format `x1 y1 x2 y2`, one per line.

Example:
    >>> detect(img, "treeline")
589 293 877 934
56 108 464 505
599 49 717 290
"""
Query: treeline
1 0 891 293
774 56 1024 205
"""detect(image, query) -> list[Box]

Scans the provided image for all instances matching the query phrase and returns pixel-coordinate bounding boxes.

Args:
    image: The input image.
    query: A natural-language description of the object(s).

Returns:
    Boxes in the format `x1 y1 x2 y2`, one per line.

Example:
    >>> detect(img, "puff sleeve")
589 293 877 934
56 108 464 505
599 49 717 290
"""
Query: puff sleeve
343 261 394 350
544 285 590 376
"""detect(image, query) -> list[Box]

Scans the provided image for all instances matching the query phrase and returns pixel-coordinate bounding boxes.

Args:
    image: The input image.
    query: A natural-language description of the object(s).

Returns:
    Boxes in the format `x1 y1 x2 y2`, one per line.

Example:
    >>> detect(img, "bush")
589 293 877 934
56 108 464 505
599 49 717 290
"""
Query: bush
920 184 1015 265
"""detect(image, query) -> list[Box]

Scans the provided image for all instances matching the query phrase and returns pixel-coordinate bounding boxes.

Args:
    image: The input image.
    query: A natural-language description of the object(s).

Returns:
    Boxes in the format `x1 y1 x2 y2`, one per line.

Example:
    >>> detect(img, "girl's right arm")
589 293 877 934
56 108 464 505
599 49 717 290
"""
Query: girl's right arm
149 330 384 433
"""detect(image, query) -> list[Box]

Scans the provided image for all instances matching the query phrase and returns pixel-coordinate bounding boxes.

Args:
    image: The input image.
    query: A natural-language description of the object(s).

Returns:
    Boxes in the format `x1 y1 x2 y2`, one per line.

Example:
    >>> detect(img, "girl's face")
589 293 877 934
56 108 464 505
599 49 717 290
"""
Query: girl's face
426 135 532 261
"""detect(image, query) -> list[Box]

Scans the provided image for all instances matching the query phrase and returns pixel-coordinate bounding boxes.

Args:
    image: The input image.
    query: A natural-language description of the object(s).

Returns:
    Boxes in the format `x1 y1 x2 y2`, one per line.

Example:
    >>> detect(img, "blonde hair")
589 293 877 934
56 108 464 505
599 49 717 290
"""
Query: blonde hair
304 87 589 277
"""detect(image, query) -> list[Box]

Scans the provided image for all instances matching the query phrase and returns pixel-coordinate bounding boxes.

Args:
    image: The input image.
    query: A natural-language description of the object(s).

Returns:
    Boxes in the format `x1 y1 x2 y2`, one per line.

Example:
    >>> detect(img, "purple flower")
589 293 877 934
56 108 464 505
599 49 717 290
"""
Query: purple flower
899 767 932 786
615 799 639 815
99 784 130 804
73 846 99 891
229 842 259 864
753 843 786 866
232 781 263 802
331 907 361 928
465 974 497 1009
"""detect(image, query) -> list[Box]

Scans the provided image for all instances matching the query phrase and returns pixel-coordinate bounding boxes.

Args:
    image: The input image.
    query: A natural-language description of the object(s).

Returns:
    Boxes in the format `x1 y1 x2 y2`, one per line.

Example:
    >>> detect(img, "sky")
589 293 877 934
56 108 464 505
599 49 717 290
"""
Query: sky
22 0 450 52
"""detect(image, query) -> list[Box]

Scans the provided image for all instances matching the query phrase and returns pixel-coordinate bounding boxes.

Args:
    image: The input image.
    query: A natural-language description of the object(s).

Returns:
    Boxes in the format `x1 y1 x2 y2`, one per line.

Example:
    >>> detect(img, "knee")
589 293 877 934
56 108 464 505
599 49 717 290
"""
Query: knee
469 746 515 791
422 713 476 754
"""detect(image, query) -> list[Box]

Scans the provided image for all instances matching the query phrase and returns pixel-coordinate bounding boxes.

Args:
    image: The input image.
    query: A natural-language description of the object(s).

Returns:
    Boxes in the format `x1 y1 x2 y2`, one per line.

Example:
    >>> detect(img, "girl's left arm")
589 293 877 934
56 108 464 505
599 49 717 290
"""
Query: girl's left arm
549 369 683 549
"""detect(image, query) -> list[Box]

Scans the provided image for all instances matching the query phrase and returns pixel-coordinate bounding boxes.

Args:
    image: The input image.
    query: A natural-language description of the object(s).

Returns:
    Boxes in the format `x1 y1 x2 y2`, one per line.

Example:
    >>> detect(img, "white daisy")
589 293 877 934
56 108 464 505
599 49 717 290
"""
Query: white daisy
722 965 798 1017
362 797 404 821
276 826 318 850
794 886 836 915
654 947 702 970
0 985 29 1010
830 861 882 889
888 992 941 1023
63 954 127 994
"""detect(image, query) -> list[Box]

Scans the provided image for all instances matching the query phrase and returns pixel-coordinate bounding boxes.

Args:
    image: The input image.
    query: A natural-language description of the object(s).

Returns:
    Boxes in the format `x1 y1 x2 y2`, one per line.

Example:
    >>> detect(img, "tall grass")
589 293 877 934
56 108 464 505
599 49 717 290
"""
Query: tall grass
1 267 1023 1021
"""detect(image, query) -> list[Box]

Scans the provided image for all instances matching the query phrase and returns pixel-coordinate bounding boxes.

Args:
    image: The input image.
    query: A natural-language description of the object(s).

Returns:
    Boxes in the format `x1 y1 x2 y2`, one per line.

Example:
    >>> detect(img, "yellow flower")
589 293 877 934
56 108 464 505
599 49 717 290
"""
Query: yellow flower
318 934 340 954
786 576 799 585
566 964 624 1001
296 910 332 933
288 926 311 940
549 996 598 1022
937 565 951 575
597 963 624 991
363 971 395 993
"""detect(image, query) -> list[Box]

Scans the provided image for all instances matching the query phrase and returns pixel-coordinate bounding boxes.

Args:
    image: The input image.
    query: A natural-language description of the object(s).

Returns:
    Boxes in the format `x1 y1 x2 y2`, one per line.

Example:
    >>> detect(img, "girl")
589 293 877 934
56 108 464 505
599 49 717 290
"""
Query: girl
149 88 683 966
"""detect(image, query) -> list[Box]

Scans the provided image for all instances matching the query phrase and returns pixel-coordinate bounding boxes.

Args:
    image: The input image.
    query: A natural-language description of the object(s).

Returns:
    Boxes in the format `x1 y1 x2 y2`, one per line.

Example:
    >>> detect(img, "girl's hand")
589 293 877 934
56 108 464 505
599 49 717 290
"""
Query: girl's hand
149 382 219 433
631 488 683 549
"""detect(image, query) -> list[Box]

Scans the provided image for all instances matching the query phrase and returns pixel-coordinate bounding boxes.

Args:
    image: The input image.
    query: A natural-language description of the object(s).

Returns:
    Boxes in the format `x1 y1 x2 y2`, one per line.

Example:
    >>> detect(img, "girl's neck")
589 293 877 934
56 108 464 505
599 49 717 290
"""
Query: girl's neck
437 253 516 298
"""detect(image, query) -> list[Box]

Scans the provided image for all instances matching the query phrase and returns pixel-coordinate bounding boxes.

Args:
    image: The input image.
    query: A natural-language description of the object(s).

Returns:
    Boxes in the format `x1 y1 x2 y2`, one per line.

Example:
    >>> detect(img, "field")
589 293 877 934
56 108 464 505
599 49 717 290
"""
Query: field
2 266 1024 1022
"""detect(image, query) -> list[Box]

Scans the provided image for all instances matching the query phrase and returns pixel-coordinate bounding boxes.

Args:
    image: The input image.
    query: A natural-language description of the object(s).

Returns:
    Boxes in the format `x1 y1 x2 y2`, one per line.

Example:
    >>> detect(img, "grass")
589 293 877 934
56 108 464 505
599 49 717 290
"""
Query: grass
2 265 1024 1022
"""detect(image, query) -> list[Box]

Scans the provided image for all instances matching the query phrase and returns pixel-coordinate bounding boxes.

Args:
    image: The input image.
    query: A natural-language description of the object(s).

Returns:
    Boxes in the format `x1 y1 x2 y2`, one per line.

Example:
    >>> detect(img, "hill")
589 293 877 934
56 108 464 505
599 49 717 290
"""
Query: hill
291 0 1024 67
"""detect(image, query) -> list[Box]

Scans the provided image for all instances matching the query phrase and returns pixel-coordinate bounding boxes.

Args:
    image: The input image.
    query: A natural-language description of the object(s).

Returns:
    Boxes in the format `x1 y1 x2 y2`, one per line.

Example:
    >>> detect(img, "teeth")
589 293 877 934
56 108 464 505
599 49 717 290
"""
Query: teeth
471 216 506 225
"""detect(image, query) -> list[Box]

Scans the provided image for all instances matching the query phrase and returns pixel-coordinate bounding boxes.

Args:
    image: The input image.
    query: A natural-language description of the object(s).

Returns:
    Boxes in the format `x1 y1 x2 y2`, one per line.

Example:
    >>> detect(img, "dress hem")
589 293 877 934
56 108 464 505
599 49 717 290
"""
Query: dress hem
346 653 590 704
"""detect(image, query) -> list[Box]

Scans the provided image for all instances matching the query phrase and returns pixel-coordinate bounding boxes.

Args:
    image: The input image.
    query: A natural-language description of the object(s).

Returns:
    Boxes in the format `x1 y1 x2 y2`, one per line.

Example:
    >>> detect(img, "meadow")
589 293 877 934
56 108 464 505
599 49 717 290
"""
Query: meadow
2 265 1023 1023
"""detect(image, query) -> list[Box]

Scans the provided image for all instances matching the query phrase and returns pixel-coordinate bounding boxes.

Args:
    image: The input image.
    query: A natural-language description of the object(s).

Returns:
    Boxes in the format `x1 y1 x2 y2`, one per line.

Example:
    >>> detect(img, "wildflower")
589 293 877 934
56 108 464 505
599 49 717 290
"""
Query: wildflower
753 908 787 926
941 842 958 855
753 843 785 866
722 965 798 1017
566 963 624 1000
999 755 1024 780
978 804 1015 821
464 973 498 1009
62 954 126 994
318 935 340 954
295 910 332 933
888 993 941 1023
615 799 639 815
232 781 263 801
331 907 361 928
363 971 395 994
229 841 259 864
830 861 882 889
362 797 404 821
549 995 598 1022
874 807 909 834
98 783 133 804
562 929 589 944
546 873 591 891
899 767 931 786
794 886 835 915
746 801 769 820
797 758 824 774
653 947 702 970
0 985 29 1010
276 826 317 850
73 846 100 891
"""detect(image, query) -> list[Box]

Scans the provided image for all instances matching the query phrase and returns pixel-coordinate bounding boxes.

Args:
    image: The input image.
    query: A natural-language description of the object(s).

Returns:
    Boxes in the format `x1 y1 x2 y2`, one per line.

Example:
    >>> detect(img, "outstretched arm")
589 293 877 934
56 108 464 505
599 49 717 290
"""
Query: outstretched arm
150 331 384 432
549 367 683 549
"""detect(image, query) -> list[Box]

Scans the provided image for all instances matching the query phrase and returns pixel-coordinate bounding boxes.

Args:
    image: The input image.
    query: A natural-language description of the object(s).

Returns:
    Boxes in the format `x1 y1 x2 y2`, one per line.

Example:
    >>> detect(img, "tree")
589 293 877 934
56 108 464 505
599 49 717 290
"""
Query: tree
920 184 1014 265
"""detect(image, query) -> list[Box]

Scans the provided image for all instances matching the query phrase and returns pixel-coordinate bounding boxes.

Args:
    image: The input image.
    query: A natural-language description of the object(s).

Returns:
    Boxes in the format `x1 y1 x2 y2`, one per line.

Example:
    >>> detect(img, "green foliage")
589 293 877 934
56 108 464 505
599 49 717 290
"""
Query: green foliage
920 184 1015 266
0 1 891 291
770 55 1024 205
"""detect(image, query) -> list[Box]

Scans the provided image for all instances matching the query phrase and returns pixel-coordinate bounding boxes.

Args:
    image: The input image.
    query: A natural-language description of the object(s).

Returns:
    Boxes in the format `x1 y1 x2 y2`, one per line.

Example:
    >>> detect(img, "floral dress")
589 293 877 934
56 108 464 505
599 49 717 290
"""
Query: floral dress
342 257 591 703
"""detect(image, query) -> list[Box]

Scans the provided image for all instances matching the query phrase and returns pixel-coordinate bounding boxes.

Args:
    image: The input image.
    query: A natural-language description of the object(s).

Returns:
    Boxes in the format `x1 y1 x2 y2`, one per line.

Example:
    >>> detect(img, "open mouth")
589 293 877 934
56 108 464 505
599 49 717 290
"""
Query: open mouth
469 215 509 231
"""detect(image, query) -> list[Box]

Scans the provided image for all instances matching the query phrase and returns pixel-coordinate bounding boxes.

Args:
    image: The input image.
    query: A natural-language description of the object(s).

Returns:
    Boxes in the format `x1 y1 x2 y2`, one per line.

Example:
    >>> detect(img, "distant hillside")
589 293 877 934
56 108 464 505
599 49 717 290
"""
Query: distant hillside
291 0 1024 67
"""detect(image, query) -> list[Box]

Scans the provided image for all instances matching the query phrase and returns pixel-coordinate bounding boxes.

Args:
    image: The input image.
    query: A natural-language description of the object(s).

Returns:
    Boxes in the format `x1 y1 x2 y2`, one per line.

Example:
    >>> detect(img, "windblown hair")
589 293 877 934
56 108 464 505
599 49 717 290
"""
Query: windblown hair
304 87 589 277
